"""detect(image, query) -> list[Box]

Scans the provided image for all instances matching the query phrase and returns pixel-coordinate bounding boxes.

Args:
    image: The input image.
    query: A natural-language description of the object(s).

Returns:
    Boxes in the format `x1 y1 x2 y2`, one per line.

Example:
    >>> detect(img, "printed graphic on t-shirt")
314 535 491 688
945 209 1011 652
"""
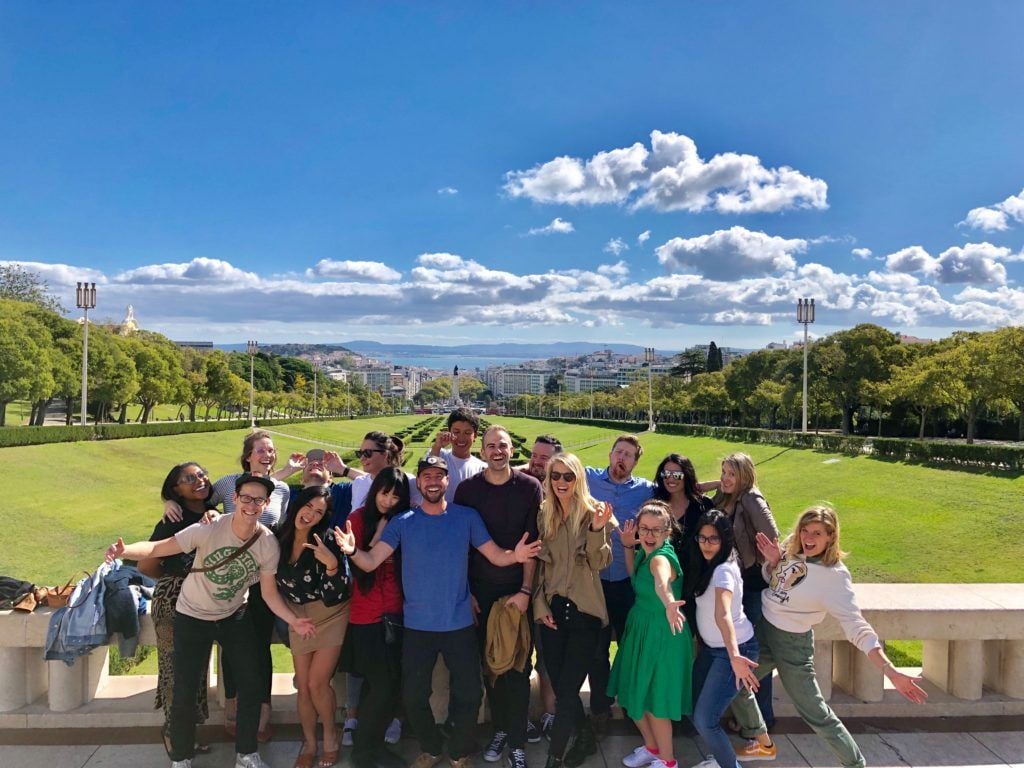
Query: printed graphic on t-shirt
766 555 808 605
201 548 260 600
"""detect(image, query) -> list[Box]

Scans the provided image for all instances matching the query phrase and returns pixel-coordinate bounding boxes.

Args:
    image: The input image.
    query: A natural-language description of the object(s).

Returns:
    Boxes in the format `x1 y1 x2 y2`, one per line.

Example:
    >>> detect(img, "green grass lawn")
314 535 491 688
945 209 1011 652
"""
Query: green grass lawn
2 414 1019 674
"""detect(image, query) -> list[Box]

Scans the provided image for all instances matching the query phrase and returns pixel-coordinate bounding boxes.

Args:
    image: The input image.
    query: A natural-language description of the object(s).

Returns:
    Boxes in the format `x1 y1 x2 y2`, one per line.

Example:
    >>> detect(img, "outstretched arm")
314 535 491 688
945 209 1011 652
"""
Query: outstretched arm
105 536 183 564
259 572 317 639
478 532 542 568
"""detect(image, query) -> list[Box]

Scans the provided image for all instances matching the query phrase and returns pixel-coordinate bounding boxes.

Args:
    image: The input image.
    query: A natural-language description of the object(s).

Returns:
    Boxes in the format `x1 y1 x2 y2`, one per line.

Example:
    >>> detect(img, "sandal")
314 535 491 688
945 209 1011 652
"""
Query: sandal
318 729 340 768
294 750 317 768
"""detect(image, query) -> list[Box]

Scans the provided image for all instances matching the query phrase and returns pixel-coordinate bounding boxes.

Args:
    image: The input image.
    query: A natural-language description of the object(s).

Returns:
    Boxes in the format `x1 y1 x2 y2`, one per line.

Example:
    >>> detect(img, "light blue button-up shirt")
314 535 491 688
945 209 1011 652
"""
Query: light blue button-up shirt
585 466 656 583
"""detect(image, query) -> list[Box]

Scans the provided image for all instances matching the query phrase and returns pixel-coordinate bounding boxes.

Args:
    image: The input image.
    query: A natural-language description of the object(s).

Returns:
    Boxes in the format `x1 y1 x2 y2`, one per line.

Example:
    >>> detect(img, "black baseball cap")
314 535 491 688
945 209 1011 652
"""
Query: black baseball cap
235 473 276 496
417 455 448 475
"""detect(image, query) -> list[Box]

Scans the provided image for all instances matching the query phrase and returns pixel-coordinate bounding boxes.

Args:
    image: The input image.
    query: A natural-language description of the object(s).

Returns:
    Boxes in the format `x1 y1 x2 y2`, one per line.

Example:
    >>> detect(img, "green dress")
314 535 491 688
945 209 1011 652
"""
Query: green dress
607 540 694 720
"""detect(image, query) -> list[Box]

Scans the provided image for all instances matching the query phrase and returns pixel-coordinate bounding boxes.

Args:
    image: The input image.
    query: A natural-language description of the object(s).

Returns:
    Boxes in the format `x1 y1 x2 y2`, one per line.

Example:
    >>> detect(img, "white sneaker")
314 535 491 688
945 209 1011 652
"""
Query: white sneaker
384 717 402 744
235 752 271 768
343 718 358 747
695 758 722 768
622 746 658 768
171 761 192 768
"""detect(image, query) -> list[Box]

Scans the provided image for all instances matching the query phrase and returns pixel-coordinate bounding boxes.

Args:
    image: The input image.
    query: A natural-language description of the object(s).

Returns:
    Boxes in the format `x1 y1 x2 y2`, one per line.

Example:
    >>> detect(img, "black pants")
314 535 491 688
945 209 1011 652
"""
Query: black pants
472 582 533 749
222 581 274 705
587 578 634 716
542 596 602 757
170 609 261 760
341 622 403 763
402 626 482 760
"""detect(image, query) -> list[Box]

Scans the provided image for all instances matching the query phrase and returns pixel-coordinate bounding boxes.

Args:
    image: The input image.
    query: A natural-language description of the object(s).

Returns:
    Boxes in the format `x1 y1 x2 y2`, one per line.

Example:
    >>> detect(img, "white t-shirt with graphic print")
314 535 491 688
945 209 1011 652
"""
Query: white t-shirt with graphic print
174 513 280 621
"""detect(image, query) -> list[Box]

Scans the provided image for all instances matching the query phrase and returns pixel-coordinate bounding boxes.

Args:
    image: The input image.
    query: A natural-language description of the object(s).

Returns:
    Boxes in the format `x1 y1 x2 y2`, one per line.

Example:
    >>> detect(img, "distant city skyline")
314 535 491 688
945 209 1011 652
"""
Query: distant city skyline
1 3 1022 348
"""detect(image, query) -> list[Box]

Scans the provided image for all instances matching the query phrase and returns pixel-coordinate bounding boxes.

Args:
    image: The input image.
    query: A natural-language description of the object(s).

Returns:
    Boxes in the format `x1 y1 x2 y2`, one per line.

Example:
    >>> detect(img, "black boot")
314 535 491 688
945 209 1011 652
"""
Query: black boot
563 722 596 768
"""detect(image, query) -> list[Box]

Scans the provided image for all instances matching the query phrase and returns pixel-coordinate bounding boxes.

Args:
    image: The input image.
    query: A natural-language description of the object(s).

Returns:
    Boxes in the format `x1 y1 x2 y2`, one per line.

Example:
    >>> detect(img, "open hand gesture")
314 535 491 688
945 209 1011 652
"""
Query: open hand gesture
105 537 125 564
333 522 356 555
591 501 613 531
324 451 346 475
303 533 339 571
665 598 686 634
513 532 542 563
731 654 760 692
617 518 638 549
755 531 782 568
287 453 306 470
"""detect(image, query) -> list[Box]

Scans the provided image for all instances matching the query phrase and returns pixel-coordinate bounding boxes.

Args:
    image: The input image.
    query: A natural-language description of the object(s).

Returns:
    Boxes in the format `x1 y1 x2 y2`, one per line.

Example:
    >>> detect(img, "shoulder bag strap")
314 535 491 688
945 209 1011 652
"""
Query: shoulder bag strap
190 530 262 574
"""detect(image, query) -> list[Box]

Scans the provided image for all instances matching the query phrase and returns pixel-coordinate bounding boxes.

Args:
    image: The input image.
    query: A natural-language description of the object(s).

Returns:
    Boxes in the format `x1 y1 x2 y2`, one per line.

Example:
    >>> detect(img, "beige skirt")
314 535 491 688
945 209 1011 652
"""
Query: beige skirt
289 599 349 655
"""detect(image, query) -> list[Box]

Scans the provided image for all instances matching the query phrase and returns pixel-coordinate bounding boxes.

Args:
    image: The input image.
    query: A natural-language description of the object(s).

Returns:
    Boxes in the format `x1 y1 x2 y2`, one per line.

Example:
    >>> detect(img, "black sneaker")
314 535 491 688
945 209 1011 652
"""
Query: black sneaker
540 713 555 742
526 721 542 744
484 730 508 762
563 723 596 768
506 748 528 768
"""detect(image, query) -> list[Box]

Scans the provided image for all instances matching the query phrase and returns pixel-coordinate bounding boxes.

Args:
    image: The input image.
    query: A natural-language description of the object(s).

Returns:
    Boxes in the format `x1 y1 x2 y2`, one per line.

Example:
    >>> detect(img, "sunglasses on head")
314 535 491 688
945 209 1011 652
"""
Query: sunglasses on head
355 448 386 459
548 470 576 482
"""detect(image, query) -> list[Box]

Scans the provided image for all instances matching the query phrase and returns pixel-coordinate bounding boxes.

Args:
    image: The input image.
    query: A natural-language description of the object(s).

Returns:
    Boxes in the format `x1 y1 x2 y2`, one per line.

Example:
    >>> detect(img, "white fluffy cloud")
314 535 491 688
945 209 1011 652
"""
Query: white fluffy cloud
527 217 575 236
851 248 873 259
637 230 651 245
307 259 402 282
886 245 936 275
503 130 828 214
114 257 260 286
655 226 806 279
885 243 1013 285
962 188 1024 231
603 238 629 256
437 186 459 195
597 260 630 278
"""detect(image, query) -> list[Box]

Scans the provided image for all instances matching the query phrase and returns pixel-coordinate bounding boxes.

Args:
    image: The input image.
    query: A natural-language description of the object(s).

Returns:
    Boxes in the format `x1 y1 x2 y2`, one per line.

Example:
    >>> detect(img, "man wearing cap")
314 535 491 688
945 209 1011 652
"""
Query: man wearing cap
104 474 317 768
336 456 541 768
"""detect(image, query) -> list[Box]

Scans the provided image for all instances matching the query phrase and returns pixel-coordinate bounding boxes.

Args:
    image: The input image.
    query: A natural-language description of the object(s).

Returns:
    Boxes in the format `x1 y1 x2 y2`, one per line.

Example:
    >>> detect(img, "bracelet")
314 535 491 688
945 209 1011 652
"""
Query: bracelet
326 566 339 576
342 466 350 478
519 587 532 596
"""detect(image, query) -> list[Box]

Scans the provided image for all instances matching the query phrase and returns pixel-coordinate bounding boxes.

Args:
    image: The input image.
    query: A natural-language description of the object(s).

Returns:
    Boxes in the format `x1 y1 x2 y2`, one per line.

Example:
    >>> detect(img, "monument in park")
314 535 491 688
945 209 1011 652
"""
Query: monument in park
118 304 139 335
450 364 462 406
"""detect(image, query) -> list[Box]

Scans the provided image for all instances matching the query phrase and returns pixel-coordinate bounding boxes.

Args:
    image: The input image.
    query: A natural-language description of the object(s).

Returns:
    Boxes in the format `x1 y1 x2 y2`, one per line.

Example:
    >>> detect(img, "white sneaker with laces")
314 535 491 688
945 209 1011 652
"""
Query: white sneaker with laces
622 746 658 768
235 752 271 768
385 717 402 744
343 718 358 747
171 761 192 768
695 758 722 768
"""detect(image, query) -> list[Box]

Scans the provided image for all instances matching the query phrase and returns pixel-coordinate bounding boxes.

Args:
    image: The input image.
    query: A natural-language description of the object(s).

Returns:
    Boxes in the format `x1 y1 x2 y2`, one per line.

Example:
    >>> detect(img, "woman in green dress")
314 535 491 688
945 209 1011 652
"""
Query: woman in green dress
608 500 693 768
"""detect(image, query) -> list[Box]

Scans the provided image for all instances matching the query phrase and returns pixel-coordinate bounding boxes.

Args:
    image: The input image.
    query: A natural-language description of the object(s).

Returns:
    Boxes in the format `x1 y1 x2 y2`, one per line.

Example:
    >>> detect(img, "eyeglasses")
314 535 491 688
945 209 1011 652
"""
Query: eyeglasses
638 526 668 536
238 494 269 506
695 534 721 545
355 448 386 459
178 471 208 485
548 471 576 482
660 470 685 481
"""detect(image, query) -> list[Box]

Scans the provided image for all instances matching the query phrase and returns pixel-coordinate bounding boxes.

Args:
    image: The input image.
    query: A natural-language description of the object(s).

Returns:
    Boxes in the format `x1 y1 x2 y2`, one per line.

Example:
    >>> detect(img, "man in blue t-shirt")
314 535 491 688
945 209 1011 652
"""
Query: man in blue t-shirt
337 455 541 768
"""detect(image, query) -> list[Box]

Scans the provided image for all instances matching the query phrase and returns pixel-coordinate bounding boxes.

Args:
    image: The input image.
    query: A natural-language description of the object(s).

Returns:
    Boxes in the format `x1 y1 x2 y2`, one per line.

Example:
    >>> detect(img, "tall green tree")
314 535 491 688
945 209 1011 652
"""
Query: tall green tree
706 341 723 372
931 332 1003 443
0 264 64 313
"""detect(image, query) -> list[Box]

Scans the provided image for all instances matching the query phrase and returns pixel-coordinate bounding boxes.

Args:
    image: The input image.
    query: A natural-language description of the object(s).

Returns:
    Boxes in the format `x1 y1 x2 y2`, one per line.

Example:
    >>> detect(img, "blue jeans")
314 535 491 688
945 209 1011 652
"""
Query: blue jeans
693 639 762 768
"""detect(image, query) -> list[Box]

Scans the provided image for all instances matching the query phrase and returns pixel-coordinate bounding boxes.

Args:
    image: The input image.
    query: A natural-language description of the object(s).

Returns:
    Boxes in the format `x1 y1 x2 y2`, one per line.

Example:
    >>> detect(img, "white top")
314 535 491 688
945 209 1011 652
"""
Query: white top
174 514 280 621
350 471 423 510
696 558 755 648
210 473 290 529
762 555 881 654
437 448 486 505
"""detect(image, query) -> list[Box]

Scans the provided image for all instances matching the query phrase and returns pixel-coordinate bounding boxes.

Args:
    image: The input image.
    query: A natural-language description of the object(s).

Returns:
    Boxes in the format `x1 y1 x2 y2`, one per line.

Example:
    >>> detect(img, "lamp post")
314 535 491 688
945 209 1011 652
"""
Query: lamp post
312 362 319 419
558 381 562 418
589 374 594 419
797 298 816 433
75 282 97 426
246 340 258 428
644 347 655 432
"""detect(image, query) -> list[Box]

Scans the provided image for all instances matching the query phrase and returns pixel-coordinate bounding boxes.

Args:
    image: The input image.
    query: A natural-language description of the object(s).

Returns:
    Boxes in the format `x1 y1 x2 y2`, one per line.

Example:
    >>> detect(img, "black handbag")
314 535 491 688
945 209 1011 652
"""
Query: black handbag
382 612 403 645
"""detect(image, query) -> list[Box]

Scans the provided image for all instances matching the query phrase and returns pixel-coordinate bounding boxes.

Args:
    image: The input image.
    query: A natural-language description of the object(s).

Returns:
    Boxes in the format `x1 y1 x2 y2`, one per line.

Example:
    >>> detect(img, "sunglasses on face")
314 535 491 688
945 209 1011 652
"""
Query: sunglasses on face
695 534 721 545
238 494 268 506
178 471 208 485
355 448 386 459
660 470 685 481
548 471 576 483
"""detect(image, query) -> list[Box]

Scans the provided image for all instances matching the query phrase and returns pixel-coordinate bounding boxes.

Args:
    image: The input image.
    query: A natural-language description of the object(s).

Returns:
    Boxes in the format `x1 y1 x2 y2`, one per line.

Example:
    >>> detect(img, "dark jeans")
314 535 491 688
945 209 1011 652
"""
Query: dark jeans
692 638 761 768
348 622 402 763
170 608 261 760
222 582 274 705
402 626 482 760
472 581 533 749
742 581 775 729
542 596 602 757
587 578 634 716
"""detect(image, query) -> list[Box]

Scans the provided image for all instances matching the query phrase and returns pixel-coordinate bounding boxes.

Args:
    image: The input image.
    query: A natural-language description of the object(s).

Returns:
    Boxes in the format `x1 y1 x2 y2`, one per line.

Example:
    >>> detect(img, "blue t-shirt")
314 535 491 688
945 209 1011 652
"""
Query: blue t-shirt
379 503 492 631
585 467 656 582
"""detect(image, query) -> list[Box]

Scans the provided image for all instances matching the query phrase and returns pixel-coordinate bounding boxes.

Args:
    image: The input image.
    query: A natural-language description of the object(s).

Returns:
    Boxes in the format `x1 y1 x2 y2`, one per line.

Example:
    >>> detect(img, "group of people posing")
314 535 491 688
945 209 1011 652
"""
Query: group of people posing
104 408 926 768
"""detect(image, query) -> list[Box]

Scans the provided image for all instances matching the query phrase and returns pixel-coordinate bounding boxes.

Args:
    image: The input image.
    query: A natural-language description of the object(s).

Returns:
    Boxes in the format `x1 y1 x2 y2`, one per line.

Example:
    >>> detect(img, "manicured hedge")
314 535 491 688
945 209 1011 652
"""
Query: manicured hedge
872 438 1024 471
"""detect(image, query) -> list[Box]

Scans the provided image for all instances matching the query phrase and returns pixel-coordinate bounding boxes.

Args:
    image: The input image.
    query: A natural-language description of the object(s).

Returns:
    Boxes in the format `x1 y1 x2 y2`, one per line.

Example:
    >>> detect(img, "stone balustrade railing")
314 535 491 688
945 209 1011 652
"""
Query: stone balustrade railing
1 583 1021 729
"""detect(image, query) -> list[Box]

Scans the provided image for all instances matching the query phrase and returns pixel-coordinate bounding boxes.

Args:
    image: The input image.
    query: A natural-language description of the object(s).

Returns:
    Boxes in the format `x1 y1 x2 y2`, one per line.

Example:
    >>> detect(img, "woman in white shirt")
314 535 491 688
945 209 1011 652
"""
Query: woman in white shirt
730 506 927 768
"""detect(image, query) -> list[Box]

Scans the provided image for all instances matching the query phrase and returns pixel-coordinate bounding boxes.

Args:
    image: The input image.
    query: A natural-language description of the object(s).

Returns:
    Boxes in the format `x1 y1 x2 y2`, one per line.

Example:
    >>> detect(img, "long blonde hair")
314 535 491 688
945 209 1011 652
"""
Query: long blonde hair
539 452 603 538
717 452 759 513
782 505 847 567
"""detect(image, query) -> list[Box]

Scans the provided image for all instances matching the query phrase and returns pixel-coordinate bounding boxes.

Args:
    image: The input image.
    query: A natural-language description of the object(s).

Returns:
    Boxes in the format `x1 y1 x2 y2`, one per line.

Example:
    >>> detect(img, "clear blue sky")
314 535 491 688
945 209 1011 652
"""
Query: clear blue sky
2 2 1022 348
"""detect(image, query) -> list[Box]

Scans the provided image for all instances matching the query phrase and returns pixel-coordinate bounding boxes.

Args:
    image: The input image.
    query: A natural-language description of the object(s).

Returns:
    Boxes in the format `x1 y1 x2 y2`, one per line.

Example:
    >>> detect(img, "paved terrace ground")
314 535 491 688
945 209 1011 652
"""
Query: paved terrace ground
2 723 1022 768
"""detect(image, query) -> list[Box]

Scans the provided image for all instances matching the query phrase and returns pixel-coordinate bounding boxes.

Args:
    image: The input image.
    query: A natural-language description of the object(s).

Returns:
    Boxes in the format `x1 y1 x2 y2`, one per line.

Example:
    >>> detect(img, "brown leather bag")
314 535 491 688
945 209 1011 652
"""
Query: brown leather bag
46 572 90 608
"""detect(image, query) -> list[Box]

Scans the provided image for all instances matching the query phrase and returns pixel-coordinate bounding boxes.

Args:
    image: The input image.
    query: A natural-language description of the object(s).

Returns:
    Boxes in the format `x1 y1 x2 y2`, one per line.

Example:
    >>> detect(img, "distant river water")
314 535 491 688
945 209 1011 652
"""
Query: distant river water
364 355 540 372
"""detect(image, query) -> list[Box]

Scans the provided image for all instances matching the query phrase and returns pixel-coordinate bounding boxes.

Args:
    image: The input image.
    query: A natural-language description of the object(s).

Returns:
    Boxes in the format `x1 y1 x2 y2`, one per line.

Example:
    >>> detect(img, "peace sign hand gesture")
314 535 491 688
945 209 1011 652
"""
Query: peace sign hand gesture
591 501 613 531
333 523 357 555
303 533 339 571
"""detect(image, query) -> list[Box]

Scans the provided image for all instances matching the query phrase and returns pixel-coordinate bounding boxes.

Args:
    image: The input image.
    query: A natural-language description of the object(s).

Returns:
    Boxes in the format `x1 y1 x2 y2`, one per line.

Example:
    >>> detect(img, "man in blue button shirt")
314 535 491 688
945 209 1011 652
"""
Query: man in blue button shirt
584 434 655 735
